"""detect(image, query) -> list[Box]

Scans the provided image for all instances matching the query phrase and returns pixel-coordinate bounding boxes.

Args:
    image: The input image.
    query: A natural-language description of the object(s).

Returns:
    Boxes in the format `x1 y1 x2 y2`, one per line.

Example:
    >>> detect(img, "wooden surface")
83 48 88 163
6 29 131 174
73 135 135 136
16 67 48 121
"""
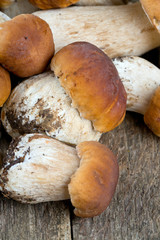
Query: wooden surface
0 1 160 239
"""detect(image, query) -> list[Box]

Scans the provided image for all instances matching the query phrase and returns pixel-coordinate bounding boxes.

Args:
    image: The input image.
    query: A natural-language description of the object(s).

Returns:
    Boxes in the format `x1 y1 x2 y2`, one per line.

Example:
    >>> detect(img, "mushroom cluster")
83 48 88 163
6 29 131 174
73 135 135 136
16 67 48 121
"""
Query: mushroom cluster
0 0 159 218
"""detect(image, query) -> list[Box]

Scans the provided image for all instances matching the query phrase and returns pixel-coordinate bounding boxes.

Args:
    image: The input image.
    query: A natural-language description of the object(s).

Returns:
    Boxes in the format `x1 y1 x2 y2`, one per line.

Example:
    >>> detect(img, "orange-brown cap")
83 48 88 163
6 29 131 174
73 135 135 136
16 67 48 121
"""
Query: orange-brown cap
0 14 55 77
140 0 160 33
51 42 127 133
68 141 119 218
29 0 79 9
0 65 11 107
144 86 160 136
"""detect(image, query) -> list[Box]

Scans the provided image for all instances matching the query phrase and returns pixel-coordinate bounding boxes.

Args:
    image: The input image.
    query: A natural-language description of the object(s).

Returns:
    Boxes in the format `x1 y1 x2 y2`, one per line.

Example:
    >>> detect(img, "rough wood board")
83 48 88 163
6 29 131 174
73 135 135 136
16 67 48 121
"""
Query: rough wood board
72 112 160 240
0 196 71 240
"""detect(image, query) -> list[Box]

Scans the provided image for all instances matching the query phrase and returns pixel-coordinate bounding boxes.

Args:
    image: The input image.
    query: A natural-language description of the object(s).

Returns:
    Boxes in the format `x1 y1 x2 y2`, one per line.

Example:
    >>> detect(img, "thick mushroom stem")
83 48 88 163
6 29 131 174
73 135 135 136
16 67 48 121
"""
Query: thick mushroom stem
0 134 80 203
33 3 160 58
112 56 160 115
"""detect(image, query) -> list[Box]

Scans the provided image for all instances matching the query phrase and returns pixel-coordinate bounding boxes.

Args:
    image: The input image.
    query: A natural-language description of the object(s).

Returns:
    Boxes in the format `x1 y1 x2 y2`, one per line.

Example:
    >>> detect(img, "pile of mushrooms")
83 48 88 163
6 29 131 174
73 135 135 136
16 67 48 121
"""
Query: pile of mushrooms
0 0 159 218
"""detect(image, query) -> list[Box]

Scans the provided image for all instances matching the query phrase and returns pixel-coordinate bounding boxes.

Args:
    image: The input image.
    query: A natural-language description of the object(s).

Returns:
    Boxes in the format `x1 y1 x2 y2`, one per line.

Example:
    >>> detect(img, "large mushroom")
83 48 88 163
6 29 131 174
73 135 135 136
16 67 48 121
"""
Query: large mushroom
1 42 127 145
0 133 119 218
33 2 160 58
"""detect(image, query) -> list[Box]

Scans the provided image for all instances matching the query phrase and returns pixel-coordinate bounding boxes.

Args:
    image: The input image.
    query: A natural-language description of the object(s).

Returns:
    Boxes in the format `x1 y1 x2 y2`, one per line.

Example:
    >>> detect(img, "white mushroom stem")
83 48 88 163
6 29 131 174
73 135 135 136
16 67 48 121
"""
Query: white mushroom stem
33 3 160 58
0 134 80 203
0 11 10 22
112 56 160 115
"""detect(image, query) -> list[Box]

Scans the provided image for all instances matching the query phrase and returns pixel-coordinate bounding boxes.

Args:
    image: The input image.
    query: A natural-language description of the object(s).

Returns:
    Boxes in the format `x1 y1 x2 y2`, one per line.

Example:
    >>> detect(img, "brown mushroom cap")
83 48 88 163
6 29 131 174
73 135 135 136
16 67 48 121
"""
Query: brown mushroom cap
0 66 11 107
29 0 79 9
0 14 55 77
51 42 127 133
140 0 160 33
144 86 160 136
68 141 119 218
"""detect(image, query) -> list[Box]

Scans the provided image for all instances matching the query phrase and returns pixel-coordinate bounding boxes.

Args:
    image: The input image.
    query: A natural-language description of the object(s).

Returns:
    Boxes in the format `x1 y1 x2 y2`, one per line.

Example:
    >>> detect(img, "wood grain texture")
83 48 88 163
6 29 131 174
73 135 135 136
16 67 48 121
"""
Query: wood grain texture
71 112 160 240
0 196 71 240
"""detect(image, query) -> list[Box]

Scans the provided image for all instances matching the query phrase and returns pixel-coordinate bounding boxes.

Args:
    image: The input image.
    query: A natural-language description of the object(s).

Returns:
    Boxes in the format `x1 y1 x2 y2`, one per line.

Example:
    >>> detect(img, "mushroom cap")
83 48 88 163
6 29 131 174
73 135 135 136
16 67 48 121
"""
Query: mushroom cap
68 141 119 218
140 0 160 33
29 0 79 9
51 42 127 133
0 14 55 77
0 66 11 107
144 86 160 137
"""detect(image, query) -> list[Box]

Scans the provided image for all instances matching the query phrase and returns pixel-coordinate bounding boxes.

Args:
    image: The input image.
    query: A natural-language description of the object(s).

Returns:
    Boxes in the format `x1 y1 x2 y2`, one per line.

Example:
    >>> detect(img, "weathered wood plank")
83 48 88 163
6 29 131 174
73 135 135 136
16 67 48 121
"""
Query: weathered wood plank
0 197 71 240
71 112 160 240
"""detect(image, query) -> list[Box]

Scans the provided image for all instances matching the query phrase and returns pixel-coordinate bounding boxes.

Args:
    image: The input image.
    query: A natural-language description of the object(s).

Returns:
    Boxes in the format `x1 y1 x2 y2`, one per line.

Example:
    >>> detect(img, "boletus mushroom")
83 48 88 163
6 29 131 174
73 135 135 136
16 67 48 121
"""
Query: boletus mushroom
1 42 127 144
0 133 119 218
0 14 55 77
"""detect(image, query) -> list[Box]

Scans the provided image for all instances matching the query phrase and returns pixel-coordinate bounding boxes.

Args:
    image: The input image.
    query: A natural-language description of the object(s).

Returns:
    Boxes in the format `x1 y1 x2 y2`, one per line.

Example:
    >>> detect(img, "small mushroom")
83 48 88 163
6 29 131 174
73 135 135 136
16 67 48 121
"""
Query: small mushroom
1 42 126 144
0 14 54 77
33 2 160 58
0 133 119 218
0 66 11 107
68 141 119 218
51 42 127 133
112 56 160 136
